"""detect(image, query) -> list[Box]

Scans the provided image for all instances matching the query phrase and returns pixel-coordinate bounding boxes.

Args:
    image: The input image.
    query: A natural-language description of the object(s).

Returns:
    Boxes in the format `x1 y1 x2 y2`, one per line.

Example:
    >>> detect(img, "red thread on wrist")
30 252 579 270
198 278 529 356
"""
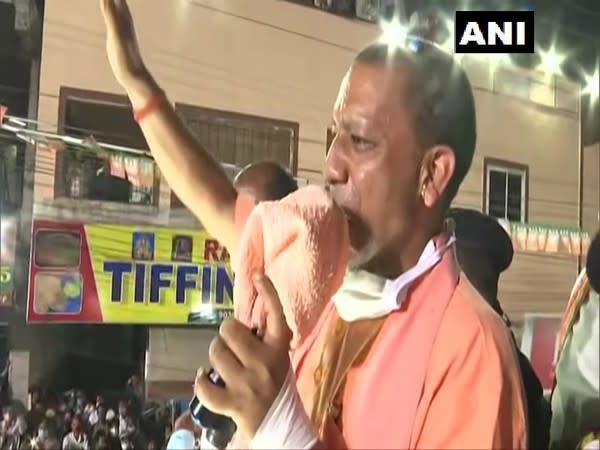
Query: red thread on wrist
134 92 164 123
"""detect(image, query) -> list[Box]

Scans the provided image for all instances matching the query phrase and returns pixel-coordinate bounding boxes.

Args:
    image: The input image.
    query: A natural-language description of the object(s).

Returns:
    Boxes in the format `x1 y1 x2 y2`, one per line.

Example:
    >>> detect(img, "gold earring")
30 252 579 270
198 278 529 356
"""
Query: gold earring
420 185 427 199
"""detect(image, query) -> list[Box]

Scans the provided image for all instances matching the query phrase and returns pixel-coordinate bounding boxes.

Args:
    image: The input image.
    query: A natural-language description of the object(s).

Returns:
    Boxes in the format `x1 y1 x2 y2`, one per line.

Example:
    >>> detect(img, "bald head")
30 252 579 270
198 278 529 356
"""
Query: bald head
233 161 298 202
354 40 476 202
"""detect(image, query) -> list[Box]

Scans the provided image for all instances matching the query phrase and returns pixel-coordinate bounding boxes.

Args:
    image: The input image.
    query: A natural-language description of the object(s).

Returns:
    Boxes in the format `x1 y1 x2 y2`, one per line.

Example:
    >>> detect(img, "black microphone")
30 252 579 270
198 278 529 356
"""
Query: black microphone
189 327 260 450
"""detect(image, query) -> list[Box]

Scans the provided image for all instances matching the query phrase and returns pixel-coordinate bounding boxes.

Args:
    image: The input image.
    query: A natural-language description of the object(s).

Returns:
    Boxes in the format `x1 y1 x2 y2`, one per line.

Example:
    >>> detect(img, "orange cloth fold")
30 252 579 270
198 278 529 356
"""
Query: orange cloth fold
233 185 349 351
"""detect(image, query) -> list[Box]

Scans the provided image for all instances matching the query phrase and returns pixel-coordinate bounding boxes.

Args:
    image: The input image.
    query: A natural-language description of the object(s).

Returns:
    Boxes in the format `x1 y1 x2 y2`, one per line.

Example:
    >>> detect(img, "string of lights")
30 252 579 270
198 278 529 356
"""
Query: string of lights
0 113 312 187
377 14 599 102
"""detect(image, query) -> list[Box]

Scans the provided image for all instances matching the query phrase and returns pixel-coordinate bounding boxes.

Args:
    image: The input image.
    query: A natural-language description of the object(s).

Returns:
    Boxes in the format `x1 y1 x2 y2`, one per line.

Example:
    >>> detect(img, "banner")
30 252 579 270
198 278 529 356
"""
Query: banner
27 220 233 324
496 219 591 256
520 314 562 393
0 215 18 306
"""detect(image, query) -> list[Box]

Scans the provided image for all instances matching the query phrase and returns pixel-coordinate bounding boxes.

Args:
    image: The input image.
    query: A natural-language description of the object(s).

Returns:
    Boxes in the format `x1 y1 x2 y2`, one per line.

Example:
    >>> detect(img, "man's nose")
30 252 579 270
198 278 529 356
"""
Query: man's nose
324 140 349 186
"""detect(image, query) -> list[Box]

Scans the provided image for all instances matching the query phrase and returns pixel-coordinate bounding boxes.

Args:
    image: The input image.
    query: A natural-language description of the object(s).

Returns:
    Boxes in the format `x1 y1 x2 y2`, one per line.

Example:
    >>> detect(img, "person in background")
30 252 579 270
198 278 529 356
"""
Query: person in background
41 437 60 450
448 208 551 450
73 394 85 418
163 423 172 448
551 229 599 450
33 420 50 449
116 401 128 438
1 407 15 434
3 414 27 450
86 404 98 429
59 411 72 440
61 415 88 450
163 412 199 450
91 404 107 438
104 409 118 439
119 416 145 450
587 229 600 293
27 403 44 433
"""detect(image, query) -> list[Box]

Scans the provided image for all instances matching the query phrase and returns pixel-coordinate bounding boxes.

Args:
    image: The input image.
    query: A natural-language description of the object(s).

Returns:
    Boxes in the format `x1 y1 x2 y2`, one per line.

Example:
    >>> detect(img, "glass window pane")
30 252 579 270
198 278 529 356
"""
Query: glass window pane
34 231 81 268
488 170 507 219
507 173 523 221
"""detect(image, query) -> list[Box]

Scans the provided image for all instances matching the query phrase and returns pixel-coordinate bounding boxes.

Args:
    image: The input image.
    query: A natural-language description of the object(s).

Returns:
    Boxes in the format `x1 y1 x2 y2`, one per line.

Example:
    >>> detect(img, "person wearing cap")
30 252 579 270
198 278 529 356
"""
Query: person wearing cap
449 208 551 450
551 229 599 450
448 208 514 317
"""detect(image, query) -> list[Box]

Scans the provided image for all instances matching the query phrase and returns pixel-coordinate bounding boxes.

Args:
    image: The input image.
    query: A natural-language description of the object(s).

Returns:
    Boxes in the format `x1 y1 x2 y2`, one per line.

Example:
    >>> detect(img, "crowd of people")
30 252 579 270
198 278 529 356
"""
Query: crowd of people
0 388 173 450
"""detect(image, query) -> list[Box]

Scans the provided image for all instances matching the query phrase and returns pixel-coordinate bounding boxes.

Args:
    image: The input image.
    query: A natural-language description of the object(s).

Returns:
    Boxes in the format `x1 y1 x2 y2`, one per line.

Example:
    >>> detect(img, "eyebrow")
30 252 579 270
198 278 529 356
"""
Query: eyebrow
333 114 372 131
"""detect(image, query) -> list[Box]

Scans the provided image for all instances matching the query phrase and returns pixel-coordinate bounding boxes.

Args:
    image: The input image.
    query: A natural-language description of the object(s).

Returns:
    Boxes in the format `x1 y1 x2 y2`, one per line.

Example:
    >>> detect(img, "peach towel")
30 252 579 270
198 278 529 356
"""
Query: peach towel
233 185 349 352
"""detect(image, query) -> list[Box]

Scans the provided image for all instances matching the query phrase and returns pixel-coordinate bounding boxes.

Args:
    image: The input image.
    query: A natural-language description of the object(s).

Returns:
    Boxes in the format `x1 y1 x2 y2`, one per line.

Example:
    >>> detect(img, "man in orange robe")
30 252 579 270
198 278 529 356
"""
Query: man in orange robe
101 1 528 448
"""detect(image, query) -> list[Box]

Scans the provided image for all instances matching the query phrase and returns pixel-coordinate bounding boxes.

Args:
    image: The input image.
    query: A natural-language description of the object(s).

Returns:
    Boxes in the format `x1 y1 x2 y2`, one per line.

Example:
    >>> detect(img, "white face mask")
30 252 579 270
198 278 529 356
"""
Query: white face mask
333 236 456 322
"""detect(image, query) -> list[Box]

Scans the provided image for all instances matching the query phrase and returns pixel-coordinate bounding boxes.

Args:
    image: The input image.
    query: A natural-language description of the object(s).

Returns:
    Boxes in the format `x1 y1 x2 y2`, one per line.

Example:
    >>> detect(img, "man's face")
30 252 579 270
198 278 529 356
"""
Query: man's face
326 63 425 273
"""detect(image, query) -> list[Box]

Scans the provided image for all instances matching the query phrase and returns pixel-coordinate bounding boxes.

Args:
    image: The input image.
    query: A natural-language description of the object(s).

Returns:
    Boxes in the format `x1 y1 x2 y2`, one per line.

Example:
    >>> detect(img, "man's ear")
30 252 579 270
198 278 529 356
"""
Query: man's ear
419 145 456 208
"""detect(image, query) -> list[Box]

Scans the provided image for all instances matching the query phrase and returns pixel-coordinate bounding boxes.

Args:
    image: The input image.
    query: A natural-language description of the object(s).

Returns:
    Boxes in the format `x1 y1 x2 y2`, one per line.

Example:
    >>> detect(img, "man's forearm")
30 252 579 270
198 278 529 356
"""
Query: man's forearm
125 73 239 252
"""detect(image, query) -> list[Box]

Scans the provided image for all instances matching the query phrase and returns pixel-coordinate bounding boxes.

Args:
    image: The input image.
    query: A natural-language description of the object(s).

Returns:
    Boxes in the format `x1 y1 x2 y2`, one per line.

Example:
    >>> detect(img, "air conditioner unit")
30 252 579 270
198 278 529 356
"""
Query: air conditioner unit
355 0 396 23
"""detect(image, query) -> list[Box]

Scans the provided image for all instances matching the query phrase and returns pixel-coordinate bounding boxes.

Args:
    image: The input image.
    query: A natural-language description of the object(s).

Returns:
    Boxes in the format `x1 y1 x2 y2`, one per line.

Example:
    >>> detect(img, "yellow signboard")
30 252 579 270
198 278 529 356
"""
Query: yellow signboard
28 219 233 324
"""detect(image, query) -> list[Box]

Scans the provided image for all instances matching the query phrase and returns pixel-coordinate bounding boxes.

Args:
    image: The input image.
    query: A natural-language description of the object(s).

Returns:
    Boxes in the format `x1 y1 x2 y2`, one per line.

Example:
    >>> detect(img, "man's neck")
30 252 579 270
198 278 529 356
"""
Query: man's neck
366 228 442 279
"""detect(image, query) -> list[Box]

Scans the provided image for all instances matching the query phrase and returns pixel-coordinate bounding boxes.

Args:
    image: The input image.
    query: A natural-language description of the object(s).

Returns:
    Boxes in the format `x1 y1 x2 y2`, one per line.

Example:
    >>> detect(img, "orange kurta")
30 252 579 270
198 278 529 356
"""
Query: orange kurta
234 196 527 449
299 262 528 449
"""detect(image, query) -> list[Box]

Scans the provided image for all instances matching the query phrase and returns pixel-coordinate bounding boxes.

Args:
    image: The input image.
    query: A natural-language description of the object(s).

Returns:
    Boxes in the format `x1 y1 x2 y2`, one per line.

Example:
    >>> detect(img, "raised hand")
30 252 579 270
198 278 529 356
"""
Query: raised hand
100 0 149 92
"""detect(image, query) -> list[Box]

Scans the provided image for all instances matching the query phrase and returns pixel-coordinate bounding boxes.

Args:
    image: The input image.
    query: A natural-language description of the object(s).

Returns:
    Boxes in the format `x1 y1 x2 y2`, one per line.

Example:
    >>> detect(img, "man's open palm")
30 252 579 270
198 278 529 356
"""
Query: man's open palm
100 0 146 88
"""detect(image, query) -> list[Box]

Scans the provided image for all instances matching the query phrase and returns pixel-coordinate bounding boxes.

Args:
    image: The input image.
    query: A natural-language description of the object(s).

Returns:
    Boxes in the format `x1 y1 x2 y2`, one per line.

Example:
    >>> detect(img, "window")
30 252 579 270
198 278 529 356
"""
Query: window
483 158 528 223
171 104 299 208
55 87 157 206
0 136 24 210
283 0 396 23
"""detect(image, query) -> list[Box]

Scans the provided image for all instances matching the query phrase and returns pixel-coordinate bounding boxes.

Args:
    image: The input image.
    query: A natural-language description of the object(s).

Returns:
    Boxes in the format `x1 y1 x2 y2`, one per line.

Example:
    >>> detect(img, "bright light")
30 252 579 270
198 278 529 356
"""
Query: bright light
489 53 509 63
440 18 455 53
582 69 599 100
538 46 565 75
379 18 408 50
484 53 510 71
0 219 8 255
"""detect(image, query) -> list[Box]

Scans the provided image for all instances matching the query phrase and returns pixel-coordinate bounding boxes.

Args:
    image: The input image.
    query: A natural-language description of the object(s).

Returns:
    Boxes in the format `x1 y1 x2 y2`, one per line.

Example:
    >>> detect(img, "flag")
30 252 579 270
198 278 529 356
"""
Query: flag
139 158 155 188
109 154 126 179
0 105 7 124
124 156 141 187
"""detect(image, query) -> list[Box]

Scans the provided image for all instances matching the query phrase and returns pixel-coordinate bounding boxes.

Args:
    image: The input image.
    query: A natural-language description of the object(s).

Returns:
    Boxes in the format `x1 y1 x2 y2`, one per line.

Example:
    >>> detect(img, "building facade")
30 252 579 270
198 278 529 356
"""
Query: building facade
12 0 600 398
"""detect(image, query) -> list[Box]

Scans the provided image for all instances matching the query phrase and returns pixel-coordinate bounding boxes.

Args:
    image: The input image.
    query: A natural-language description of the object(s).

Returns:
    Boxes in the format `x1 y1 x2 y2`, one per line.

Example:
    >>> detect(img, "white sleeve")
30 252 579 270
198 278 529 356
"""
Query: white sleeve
249 368 317 450
167 429 196 450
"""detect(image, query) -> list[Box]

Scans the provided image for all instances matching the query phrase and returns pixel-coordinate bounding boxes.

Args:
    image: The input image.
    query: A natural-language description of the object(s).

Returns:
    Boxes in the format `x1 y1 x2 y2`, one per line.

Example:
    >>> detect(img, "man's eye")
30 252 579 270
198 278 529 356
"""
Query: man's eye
351 135 373 149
